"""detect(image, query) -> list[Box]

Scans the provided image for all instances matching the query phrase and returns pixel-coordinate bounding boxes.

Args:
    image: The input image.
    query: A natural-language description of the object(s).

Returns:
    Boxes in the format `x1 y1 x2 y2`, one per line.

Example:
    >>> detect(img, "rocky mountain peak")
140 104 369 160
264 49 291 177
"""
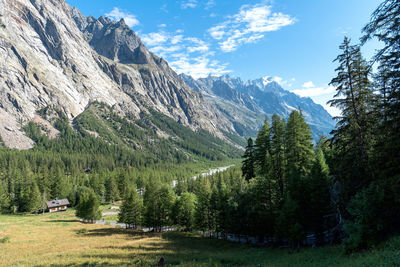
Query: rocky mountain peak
0 0 235 149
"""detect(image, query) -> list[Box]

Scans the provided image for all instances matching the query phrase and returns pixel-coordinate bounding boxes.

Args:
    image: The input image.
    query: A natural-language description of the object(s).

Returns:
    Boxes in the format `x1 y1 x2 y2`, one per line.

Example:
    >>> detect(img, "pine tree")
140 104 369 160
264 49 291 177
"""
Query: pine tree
328 37 375 207
285 110 314 176
362 0 400 182
158 184 175 230
241 138 256 181
275 194 305 249
0 183 10 212
143 180 161 230
194 180 212 233
305 149 332 243
76 189 101 223
174 192 196 230
254 119 271 176
270 114 286 199
105 176 120 203
119 187 143 228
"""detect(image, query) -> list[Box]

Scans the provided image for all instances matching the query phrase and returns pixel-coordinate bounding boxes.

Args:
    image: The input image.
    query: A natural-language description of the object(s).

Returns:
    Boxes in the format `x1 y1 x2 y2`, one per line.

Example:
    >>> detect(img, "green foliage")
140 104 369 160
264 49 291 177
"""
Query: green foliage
241 138 256 181
0 236 10 244
144 180 175 231
344 184 386 252
118 187 143 228
275 195 305 246
105 176 119 203
77 228 88 235
75 189 101 222
194 179 213 232
174 192 197 230
285 110 314 176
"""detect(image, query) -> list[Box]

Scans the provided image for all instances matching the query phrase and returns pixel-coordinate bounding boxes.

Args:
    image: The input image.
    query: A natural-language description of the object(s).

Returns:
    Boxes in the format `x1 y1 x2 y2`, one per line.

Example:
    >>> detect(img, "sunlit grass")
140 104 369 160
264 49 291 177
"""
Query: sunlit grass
0 211 398 266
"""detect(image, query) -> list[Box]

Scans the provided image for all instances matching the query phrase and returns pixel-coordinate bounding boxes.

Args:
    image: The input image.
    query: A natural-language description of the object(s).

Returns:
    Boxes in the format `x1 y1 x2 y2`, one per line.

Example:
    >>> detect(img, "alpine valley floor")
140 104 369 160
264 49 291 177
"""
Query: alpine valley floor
0 210 398 267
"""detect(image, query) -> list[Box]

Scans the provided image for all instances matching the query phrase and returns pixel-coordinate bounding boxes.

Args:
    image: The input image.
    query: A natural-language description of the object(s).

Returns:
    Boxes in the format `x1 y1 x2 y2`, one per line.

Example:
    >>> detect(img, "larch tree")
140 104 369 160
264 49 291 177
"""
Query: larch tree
328 37 375 207
241 138 256 181
119 187 143 229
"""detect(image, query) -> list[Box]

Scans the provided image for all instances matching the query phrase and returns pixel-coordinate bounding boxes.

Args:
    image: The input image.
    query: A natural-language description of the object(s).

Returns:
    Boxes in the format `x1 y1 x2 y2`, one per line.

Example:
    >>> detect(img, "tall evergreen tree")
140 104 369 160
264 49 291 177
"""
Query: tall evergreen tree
362 0 400 181
119 187 143 228
241 138 256 181
174 192 197 230
254 119 271 175
194 180 213 233
76 189 101 223
285 110 314 176
305 149 333 244
105 176 120 203
328 37 375 207
270 114 286 199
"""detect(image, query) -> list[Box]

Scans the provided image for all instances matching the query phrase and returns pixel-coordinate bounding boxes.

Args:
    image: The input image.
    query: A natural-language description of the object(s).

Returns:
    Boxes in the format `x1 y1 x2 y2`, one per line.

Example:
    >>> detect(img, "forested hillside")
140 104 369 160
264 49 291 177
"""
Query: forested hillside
0 0 399 260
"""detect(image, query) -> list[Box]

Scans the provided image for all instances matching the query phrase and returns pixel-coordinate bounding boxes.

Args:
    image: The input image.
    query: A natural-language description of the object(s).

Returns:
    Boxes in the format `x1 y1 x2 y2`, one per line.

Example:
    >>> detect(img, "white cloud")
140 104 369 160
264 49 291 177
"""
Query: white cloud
171 35 184 44
209 25 226 40
169 55 230 79
140 30 227 78
292 85 336 98
105 7 139 28
302 81 315 88
141 32 169 46
323 104 341 117
158 24 167 28
263 76 284 86
208 4 295 52
181 0 197 9
205 0 216 10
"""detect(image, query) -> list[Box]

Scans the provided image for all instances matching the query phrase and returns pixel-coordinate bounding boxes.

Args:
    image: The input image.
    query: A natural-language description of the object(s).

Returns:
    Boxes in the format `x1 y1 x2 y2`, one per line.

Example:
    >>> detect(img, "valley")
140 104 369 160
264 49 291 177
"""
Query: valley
0 0 399 266
0 210 398 266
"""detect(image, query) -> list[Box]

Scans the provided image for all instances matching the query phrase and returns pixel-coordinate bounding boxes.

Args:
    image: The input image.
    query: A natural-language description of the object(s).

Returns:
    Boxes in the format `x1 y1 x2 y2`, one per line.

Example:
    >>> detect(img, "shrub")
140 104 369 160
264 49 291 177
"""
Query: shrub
344 184 385 252
1 236 10 243
77 228 88 235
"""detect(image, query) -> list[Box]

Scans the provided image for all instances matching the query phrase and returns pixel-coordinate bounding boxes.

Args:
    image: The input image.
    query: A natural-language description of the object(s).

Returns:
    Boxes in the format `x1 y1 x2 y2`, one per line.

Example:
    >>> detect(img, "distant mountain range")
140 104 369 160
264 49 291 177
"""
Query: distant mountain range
181 74 335 138
0 0 333 154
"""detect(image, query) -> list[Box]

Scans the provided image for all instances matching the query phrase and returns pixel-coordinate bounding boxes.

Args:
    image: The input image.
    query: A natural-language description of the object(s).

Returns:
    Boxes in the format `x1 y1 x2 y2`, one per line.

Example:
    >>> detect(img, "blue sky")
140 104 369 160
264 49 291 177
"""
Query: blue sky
66 0 382 116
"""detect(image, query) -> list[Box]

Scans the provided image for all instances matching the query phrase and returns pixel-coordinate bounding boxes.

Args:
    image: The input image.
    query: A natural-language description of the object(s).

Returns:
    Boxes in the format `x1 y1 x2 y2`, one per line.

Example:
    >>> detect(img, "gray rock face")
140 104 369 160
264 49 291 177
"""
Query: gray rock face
180 74 335 138
0 0 233 149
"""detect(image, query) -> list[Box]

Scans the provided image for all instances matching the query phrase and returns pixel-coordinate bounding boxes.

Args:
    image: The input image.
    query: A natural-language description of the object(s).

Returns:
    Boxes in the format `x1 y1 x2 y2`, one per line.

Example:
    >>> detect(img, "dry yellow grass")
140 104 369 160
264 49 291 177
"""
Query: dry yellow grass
0 211 169 266
0 210 399 266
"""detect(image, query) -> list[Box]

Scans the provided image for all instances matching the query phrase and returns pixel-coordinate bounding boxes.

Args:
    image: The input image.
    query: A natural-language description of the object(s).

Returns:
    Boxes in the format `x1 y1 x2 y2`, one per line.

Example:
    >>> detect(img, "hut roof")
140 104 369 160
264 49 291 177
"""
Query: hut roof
46 199 70 208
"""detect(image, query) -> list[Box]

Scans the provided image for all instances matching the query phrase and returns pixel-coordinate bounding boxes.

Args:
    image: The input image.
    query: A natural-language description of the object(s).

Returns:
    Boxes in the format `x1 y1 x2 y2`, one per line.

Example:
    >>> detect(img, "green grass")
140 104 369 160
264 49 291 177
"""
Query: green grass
0 211 398 266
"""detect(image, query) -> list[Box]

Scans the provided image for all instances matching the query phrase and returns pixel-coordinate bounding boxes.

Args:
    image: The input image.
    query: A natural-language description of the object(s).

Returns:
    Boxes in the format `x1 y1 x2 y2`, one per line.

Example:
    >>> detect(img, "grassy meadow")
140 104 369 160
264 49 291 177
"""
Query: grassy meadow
0 210 399 267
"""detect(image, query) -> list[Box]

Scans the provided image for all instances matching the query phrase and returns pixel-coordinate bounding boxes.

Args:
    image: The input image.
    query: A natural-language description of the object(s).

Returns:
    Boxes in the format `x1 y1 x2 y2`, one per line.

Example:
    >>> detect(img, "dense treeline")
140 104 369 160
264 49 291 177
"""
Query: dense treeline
114 111 335 248
327 0 400 251
0 0 398 255
0 104 239 214
119 0 400 252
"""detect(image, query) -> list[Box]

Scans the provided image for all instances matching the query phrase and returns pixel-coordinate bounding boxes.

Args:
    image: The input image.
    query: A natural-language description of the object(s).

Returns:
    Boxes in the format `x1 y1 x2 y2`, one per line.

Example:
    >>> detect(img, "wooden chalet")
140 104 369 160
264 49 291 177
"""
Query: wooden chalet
46 198 70 212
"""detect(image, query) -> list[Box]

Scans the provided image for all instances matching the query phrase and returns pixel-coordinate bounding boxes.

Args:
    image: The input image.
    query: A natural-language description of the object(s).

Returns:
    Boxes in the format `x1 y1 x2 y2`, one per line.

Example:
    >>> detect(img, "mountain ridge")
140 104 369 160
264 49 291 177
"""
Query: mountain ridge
180 74 335 138
0 0 236 150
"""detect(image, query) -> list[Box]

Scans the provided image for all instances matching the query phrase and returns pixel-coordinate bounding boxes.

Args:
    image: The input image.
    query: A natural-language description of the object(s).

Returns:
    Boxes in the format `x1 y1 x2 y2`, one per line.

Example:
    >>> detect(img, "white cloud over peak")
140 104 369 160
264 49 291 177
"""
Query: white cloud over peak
208 4 295 52
170 55 230 79
105 7 139 28
263 76 284 86
141 32 169 46
290 81 340 116
292 84 336 98
141 30 229 78
181 0 197 9
302 81 315 88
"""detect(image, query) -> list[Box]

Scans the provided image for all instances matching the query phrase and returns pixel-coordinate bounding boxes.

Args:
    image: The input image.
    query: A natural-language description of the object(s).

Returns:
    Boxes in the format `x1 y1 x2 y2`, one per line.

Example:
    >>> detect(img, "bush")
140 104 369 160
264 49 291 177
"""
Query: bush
77 228 88 235
1 236 10 243
344 184 385 252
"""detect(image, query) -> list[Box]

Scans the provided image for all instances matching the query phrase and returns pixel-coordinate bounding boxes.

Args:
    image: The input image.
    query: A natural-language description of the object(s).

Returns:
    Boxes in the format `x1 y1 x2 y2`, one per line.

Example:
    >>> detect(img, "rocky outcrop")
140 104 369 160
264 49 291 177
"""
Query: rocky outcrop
0 0 234 149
